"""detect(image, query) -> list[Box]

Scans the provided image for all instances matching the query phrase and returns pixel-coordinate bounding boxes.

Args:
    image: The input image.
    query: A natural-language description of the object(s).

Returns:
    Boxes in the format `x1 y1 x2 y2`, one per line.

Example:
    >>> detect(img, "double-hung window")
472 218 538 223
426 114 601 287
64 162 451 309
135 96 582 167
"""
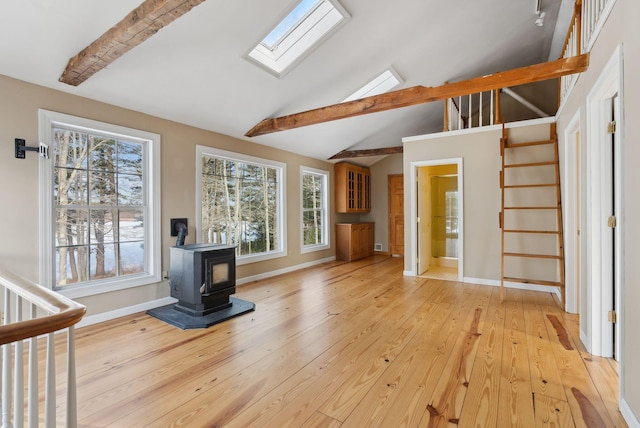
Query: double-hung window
39 110 161 297
197 146 286 264
301 166 329 252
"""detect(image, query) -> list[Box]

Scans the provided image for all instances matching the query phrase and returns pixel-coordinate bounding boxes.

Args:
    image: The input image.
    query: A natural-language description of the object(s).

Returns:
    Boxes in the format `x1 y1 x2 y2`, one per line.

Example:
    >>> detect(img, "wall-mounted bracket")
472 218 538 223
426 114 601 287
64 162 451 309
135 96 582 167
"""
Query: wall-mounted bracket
15 138 49 159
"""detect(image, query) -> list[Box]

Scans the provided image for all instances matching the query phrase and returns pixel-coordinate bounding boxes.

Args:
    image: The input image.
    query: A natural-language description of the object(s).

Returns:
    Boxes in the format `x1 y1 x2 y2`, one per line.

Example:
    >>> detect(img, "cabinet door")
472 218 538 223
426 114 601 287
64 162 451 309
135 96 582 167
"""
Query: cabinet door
362 223 374 257
347 169 356 211
363 172 371 211
351 224 365 260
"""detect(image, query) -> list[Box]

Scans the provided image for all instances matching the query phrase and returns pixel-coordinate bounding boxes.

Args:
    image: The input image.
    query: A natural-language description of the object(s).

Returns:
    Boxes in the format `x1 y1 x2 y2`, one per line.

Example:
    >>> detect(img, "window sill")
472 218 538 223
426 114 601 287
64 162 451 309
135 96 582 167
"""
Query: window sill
55 272 162 299
236 249 287 266
301 244 330 254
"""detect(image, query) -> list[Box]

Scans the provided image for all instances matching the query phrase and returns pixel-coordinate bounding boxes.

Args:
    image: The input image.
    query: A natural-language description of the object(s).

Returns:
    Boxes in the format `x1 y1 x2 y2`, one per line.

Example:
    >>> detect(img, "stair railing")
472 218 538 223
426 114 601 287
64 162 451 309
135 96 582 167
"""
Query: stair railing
0 268 85 428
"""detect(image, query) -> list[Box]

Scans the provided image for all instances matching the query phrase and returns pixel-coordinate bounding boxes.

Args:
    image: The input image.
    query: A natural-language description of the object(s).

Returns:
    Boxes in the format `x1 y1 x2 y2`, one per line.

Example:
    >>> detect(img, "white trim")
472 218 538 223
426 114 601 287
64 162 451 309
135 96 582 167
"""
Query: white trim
236 256 335 285
75 256 336 327
409 158 464 282
38 109 162 298
562 109 581 314
246 0 350 78
403 117 555 144
76 296 177 328
585 44 623 357
620 398 640 428
196 145 287 266
300 166 330 253
463 277 562 299
401 271 561 299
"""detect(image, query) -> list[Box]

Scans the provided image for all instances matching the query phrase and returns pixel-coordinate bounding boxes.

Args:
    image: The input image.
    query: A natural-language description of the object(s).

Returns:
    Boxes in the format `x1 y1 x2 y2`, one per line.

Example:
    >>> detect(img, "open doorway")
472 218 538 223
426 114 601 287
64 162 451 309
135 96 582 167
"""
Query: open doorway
413 159 463 281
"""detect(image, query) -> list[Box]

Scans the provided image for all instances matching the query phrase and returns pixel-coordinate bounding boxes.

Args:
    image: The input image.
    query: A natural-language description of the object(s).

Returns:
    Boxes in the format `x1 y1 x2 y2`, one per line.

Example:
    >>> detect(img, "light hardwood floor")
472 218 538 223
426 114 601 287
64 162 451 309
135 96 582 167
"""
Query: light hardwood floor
69 256 626 427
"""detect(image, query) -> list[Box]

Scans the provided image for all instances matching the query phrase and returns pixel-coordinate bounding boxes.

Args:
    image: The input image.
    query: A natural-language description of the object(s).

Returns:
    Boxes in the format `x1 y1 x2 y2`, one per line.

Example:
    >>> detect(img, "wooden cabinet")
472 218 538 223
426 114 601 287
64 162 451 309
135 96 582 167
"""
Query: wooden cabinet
335 163 371 213
336 222 374 261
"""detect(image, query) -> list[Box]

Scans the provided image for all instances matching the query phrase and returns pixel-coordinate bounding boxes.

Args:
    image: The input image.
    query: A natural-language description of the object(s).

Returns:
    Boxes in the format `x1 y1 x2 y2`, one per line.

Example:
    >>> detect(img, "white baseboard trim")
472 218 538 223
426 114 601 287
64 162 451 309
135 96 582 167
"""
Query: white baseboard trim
463 277 562 301
621 398 640 428
76 296 177 328
580 330 591 354
236 256 335 285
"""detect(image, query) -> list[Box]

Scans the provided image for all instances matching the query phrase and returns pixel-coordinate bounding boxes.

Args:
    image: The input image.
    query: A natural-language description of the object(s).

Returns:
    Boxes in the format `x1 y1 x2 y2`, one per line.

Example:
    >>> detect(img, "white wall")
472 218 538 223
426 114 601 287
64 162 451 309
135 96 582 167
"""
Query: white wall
402 120 555 280
555 0 640 421
0 74 335 318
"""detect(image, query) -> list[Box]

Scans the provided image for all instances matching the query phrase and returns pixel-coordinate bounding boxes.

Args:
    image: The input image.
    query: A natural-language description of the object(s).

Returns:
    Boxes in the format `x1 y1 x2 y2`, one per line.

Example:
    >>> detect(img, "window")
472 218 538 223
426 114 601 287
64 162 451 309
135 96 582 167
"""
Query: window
301 167 329 252
247 0 350 77
38 110 161 297
197 146 286 264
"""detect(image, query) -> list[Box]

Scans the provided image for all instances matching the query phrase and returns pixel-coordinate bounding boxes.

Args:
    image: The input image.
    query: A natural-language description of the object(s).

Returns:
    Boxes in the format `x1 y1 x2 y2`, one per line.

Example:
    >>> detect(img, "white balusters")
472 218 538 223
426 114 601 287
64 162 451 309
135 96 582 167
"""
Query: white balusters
444 90 498 131
14 297 23 428
28 305 37 428
0 270 84 428
2 288 11 428
45 334 55 428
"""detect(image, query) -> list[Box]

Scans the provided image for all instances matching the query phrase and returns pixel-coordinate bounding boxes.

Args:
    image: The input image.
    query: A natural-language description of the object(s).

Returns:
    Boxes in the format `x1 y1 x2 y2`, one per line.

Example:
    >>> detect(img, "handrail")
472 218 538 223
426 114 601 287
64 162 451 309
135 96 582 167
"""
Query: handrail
0 268 86 345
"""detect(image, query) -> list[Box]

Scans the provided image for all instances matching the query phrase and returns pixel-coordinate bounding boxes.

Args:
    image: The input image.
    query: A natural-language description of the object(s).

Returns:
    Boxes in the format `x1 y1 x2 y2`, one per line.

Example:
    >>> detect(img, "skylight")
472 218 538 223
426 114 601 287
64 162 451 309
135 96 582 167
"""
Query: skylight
247 0 350 77
261 0 321 50
343 68 403 102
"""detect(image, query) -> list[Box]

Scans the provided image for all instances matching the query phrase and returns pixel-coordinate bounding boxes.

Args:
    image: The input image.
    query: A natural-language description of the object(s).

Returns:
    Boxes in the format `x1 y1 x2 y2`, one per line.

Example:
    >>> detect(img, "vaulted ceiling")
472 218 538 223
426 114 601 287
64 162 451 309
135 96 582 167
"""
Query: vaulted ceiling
0 0 573 164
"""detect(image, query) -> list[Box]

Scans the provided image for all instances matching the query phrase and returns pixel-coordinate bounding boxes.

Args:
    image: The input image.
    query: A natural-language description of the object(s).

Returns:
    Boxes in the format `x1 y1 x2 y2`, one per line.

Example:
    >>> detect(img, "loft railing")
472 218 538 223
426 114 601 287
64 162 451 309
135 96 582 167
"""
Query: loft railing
443 90 499 132
560 0 615 104
0 268 85 427
440 0 612 130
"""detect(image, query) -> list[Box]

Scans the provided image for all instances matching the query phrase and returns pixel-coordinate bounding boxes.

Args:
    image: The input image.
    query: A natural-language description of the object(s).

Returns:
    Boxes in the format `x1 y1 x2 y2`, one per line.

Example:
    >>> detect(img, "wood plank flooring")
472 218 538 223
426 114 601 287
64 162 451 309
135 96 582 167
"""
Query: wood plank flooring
67 256 625 427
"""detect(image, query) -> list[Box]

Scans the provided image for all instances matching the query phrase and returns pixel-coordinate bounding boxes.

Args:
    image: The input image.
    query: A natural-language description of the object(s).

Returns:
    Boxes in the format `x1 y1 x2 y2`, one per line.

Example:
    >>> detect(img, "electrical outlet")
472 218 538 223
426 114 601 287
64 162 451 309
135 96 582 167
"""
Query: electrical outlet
162 270 169 280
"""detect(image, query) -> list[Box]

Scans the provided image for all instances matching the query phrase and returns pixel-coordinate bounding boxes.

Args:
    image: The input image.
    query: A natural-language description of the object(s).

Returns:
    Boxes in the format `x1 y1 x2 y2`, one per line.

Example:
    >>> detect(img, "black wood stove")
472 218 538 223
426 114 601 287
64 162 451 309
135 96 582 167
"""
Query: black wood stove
147 243 254 329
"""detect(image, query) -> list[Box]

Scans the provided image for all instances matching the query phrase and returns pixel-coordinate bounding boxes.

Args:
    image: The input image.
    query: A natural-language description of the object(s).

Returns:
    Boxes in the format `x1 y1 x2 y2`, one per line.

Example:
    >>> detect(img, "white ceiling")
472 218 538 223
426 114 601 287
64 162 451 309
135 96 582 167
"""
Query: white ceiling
0 0 571 164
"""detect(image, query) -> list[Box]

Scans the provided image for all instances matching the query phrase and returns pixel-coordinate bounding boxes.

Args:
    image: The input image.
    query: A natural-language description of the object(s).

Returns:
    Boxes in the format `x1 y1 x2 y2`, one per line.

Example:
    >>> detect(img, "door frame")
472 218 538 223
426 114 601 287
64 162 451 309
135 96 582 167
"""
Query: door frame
563 110 581 315
585 44 623 360
409 157 464 281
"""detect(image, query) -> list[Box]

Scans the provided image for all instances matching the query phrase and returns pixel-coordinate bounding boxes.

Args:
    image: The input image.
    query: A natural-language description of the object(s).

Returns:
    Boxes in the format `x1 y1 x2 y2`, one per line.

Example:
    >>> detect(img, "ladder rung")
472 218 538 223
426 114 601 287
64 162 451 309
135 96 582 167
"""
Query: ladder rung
503 206 558 210
504 183 557 189
504 252 561 259
503 229 559 234
504 139 555 148
503 277 562 287
504 161 556 168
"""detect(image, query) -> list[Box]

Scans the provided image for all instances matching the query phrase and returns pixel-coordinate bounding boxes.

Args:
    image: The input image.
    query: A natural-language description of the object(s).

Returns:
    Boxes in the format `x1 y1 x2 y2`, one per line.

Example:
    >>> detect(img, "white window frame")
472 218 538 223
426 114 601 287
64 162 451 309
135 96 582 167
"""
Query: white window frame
196 145 287 265
300 166 330 253
246 0 350 78
38 109 162 299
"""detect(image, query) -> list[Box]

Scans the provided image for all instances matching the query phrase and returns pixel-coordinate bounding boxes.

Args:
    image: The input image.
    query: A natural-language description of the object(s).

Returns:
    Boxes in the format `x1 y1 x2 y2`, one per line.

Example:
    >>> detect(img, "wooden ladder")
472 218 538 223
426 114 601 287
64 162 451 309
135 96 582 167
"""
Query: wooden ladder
499 123 565 305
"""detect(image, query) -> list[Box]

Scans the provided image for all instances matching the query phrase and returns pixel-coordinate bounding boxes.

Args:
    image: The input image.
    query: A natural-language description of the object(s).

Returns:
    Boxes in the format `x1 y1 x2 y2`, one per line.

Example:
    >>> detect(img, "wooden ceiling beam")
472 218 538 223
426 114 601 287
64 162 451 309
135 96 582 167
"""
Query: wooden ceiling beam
329 146 403 160
245 54 589 137
59 0 207 86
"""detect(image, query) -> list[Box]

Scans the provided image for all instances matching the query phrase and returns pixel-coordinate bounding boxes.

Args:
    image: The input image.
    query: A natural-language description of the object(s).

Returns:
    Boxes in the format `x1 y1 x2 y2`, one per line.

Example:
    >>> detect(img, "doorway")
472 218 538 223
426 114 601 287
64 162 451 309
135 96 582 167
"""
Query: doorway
585 45 623 361
388 175 404 256
411 159 463 281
